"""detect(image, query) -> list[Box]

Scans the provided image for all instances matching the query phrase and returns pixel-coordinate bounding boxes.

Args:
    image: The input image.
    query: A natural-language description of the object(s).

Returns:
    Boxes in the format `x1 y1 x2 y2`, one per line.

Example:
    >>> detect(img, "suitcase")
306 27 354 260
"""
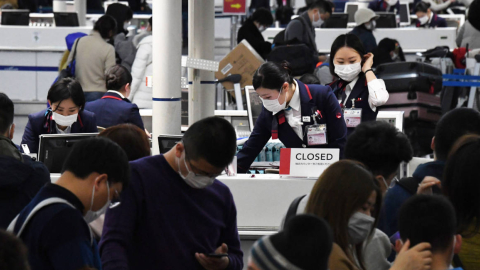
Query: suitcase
375 62 443 94
380 91 442 122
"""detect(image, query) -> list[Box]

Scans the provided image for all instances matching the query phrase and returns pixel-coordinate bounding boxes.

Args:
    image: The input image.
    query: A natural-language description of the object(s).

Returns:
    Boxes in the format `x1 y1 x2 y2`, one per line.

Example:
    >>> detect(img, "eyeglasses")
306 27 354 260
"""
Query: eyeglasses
109 189 121 209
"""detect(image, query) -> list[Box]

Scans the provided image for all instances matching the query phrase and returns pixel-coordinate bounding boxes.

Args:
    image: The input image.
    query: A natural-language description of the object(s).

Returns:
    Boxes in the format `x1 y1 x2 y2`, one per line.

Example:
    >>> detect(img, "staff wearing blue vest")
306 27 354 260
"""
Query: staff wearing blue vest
329 34 389 136
85 65 144 130
237 62 347 173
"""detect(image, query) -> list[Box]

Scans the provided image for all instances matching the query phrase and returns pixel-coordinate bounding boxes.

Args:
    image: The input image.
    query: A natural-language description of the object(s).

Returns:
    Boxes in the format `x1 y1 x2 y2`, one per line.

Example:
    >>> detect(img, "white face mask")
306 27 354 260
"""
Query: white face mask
260 87 287 113
391 52 398 61
365 20 376 30
335 62 362 82
386 0 398 6
52 112 78 127
177 151 215 189
348 211 375 245
258 25 267 32
312 11 324 27
418 15 429 25
84 181 111 223
123 22 131 30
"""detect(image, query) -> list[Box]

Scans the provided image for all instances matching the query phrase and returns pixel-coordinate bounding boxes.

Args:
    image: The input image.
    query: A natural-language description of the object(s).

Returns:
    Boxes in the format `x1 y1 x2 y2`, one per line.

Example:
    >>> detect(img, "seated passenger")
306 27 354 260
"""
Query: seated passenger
237 8 274 60
100 117 244 269
248 214 333 270
368 0 400 13
21 78 98 154
0 93 50 229
456 0 480 49
372 38 406 68
0 229 30 270
398 195 463 270
106 3 136 72
7 138 129 270
85 65 144 130
415 2 447 28
350 9 379 54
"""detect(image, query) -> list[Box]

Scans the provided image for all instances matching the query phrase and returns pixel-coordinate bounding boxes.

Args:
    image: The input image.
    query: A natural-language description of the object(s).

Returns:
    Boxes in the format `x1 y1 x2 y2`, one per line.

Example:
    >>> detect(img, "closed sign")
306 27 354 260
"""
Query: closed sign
279 148 339 178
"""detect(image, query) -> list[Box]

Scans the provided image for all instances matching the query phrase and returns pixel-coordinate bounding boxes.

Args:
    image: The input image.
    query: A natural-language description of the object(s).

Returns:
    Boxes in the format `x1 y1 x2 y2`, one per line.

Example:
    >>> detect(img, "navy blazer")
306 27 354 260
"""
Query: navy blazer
237 80 347 173
368 0 400 13
416 14 447 28
21 109 98 153
85 92 144 130
330 74 379 135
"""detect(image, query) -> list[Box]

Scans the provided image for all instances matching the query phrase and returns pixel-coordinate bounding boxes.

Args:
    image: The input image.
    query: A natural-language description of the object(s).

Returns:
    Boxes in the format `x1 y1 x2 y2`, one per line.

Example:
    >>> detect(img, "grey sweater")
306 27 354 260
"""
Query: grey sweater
456 21 480 49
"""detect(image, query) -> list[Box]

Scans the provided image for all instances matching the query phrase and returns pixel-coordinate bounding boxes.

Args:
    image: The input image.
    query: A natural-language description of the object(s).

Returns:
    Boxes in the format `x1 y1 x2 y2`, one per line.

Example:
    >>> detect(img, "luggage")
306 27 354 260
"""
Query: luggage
375 62 443 94
381 91 442 122
267 43 316 76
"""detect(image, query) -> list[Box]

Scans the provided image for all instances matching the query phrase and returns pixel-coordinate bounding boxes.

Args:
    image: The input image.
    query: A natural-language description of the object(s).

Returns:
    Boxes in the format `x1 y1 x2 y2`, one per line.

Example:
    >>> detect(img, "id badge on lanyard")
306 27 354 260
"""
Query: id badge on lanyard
306 124 328 146
343 99 362 128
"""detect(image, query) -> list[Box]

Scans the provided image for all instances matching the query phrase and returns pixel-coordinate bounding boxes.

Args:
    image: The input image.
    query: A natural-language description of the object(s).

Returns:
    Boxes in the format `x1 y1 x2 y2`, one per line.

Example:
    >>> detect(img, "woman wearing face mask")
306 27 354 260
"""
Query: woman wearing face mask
415 2 447 28
305 160 382 270
372 38 406 68
237 7 274 60
21 78 98 154
328 34 389 136
350 9 379 54
236 61 347 174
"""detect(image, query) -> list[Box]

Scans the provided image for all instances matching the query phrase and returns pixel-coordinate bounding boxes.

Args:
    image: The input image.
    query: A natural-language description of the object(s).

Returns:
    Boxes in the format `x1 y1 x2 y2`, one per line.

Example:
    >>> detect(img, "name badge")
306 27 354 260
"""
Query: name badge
344 108 362 128
306 124 328 146
302 116 311 122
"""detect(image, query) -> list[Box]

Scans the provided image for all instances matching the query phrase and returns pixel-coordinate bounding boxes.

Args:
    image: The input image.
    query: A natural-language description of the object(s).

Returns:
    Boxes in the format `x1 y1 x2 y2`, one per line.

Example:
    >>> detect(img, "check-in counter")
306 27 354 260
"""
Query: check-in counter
262 27 458 53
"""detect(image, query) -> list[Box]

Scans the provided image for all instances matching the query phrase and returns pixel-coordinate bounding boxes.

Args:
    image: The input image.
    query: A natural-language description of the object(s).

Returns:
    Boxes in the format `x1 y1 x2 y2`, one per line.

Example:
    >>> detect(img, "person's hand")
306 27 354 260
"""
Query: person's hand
145 129 152 138
417 176 441 195
390 240 432 270
195 243 230 270
362 53 374 72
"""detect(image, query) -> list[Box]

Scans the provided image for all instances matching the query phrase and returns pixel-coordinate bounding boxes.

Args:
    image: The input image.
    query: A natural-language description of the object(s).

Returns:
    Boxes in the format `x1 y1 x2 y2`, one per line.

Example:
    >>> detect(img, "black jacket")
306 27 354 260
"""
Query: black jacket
237 18 272 59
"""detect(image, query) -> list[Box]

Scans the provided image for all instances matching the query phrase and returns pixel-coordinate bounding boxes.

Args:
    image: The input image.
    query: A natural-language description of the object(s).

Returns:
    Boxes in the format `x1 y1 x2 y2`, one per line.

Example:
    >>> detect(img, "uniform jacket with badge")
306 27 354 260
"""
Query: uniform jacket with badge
85 92 144 130
237 80 347 173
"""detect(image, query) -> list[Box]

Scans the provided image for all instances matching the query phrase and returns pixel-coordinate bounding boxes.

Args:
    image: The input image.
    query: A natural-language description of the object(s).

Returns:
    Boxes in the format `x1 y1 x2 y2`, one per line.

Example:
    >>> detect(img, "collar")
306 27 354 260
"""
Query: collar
301 11 314 29
428 14 434 25
289 80 301 111
107 90 126 99
91 30 102 39
347 77 359 92
45 183 85 213
56 125 71 134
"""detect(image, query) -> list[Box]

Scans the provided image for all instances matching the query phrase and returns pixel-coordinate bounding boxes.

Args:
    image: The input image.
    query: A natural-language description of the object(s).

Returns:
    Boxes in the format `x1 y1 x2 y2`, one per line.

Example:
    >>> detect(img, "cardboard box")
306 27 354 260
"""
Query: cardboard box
215 39 264 90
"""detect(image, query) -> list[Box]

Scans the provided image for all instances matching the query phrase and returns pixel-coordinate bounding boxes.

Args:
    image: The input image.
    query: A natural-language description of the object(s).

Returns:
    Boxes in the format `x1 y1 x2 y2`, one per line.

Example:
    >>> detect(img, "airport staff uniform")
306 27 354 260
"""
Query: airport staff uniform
237 79 347 173
85 90 144 130
416 13 447 28
330 73 389 135
21 109 98 153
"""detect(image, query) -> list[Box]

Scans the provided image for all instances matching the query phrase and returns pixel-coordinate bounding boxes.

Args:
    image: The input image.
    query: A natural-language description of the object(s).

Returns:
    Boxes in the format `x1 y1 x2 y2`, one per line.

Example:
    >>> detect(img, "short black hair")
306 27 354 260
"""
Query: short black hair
105 65 132 91
47 78 86 112
345 121 413 177
329 34 366 77
414 1 431 13
94 15 117 39
106 3 133 35
434 108 480 161
62 137 130 188
251 7 274 26
299 73 321 85
0 93 14 135
309 0 333 14
183 117 237 168
0 229 29 270
399 195 456 253
253 61 294 91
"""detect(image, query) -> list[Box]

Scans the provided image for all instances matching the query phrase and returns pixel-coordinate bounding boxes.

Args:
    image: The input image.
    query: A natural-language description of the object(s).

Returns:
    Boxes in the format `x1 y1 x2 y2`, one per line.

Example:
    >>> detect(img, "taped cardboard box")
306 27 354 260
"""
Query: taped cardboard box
215 39 265 90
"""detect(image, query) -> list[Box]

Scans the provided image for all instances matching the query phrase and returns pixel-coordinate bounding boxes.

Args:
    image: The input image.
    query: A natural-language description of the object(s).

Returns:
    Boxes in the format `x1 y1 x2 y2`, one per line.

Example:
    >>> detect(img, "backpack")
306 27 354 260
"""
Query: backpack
56 36 82 83
284 194 307 227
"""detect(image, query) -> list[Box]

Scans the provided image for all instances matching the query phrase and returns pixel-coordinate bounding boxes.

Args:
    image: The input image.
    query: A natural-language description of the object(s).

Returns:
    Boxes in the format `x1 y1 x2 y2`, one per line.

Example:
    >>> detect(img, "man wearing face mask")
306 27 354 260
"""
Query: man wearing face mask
7 137 129 270
237 8 274 60
0 93 50 229
414 2 447 28
100 117 243 270
284 0 332 63
350 9 379 54
368 0 400 13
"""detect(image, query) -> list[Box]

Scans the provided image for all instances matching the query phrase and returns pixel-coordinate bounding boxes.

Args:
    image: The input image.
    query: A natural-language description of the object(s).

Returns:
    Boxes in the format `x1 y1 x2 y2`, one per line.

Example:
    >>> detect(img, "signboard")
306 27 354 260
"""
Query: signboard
223 0 247 14
279 148 340 178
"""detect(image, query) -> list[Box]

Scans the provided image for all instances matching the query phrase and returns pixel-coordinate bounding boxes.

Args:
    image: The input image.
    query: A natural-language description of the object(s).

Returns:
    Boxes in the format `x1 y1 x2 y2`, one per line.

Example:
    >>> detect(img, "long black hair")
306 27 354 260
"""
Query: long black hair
252 61 294 91
47 78 85 112
329 34 366 77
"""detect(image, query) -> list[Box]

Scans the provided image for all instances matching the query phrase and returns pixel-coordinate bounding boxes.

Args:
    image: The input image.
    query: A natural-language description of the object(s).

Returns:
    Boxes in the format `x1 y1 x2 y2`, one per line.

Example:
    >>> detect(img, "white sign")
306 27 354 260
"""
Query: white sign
279 148 339 178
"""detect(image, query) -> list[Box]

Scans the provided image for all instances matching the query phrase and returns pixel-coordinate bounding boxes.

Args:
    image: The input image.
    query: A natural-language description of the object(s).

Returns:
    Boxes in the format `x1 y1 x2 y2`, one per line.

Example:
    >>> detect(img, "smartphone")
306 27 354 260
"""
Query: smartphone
206 253 228 258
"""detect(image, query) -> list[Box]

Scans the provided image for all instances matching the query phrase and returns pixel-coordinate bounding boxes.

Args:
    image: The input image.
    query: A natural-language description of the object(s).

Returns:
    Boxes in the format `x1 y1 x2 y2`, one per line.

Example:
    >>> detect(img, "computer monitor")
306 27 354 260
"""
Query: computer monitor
1 10 29 26
344 3 359 23
38 133 98 173
54 12 79 27
245 85 263 132
375 12 397 28
399 3 410 25
158 135 183 154
377 111 404 131
322 13 349 28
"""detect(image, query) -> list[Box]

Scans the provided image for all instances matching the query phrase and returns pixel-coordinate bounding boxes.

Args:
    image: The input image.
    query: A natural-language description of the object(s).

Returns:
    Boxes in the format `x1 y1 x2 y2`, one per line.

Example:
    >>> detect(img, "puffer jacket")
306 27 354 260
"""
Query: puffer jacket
129 35 152 109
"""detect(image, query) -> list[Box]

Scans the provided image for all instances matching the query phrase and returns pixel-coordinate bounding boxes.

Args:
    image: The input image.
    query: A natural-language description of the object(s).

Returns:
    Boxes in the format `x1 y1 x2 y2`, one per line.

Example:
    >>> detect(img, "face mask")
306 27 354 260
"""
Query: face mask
335 62 362 82
84 181 111 223
391 52 398 61
386 0 398 6
177 151 215 189
52 112 77 127
418 15 429 25
348 211 375 245
312 11 324 27
365 20 376 30
258 25 266 32
123 22 131 30
260 87 287 113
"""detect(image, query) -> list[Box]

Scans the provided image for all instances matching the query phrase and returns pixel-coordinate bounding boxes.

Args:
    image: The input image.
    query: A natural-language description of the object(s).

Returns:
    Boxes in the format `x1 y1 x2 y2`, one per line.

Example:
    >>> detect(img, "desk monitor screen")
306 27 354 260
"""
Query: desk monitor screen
376 12 397 28
323 13 349 28
158 135 183 154
38 133 98 173
399 3 410 24
54 12 79 27
1 10 29 26
344 3 359 23
245 86 263 132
